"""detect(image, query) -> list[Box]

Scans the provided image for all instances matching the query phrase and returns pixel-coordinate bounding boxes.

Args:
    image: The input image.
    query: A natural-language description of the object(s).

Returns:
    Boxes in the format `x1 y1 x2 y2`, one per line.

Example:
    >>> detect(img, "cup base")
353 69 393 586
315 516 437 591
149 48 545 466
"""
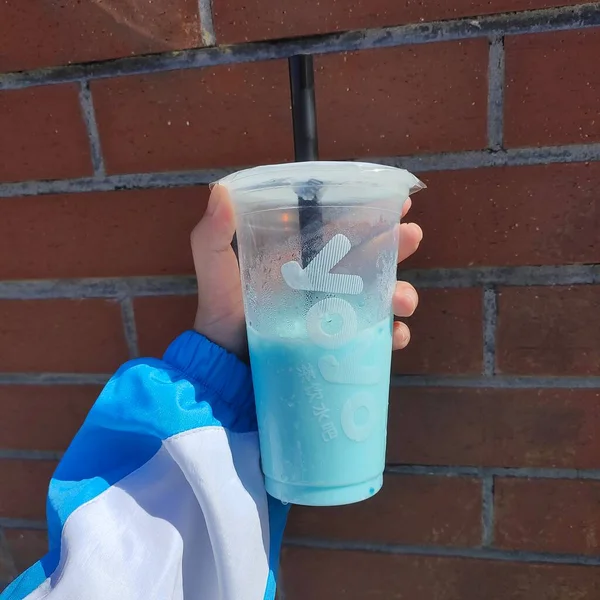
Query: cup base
265 474 383 506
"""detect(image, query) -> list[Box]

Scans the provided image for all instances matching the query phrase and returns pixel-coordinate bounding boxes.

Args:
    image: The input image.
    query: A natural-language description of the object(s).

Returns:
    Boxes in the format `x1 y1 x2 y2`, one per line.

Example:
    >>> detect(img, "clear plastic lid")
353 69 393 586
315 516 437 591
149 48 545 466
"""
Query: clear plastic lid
215 162 425 213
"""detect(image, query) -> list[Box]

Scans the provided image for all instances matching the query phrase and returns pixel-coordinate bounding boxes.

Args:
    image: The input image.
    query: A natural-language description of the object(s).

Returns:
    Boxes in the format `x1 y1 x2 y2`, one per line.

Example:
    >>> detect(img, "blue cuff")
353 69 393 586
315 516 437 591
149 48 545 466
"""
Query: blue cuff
163 330 254 408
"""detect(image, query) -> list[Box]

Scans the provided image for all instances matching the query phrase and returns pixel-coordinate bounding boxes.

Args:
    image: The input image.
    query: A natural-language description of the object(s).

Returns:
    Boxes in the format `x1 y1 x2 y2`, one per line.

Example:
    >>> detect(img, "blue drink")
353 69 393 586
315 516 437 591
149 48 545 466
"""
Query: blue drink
248 315 393 505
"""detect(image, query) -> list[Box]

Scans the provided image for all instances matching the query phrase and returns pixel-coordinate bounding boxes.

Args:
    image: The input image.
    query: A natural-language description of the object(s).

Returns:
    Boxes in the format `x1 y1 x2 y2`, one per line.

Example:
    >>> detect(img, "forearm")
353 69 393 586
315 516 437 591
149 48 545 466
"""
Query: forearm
3 331 287 600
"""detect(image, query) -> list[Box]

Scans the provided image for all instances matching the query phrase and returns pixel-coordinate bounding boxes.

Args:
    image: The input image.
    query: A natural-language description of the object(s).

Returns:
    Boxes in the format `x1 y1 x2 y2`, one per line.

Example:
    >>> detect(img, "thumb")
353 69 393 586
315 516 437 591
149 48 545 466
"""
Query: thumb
191 185 246 356
192 184 236 253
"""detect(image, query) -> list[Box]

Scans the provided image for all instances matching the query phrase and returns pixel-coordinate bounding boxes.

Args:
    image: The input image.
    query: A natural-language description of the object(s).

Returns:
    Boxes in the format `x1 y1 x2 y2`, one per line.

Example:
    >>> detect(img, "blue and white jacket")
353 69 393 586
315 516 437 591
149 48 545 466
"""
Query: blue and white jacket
2 331 288 600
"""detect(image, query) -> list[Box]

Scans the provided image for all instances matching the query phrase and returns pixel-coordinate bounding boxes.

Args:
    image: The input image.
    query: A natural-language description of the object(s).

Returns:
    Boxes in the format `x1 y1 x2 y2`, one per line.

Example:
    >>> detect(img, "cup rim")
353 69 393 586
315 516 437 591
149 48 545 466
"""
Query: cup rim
214 161 425 196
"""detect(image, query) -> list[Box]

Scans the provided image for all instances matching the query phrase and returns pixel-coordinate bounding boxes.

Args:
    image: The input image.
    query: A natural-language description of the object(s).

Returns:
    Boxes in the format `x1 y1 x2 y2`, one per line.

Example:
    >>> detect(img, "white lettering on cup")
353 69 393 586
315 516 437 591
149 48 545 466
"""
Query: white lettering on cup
306 297 357 350
341 392 376 442
282 233 380 444
281 234 363 295
318 354 380 385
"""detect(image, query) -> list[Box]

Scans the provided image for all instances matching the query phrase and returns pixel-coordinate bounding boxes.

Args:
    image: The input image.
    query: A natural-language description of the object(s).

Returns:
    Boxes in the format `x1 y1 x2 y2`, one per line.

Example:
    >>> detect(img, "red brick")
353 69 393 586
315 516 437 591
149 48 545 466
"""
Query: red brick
0 387 99 452
92 63 293 175
496 479 600 555
316 41 488 158
403 164 600 269
0 531 16 582
3 529 47 573
392 288 483 375
214 0 586 44
0 188 207 280
0 299 128 373
0 85 92 183
0 460 55 520
135 296 197 357
281 548 600 599
0 1 201 72
497 286 600 376
505 29 600 147
287 474 481 547
387 388 600 469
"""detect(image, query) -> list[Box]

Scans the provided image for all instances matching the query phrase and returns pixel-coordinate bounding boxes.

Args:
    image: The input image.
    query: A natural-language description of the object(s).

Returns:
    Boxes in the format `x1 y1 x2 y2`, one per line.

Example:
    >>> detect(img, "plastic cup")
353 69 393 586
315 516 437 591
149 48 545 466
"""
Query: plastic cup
218 161 424 506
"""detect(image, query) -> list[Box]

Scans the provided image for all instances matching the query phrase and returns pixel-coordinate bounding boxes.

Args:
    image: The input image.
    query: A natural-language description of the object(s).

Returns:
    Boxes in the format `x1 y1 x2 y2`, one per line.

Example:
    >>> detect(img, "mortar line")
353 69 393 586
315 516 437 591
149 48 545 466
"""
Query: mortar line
386 465 484 477
0 518 47 531
391 375 600 388
0 266 598 301
120 296 140 359
487 36 505 150
0 276 197 300
2 144 600 199
1 4 599 89
366 144 600 171
386 465 600 480
78 80 105 176
481 475 495 547
0 169 227 198
2 375 599 390
0 373 111 385
399 264 600 288
483 285 498 376
198 0 217 46
284 537 600 566
488 467 600 480
0 450 63 461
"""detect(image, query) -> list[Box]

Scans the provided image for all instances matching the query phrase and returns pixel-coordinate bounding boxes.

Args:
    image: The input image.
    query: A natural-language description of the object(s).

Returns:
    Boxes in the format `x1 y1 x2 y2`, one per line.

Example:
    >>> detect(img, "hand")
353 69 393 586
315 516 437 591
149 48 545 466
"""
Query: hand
191 185 423 358
392 196 423 350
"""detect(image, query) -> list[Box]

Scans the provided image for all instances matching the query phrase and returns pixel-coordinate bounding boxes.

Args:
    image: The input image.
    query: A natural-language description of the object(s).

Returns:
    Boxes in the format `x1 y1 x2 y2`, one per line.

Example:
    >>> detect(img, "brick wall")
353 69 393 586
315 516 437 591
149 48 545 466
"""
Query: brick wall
1 1 600 596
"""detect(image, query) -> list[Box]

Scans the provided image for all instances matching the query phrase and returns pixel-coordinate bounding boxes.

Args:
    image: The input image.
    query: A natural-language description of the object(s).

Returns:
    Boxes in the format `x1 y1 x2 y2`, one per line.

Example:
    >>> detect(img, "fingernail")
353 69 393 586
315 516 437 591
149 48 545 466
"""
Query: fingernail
403 290 418 313
409 222 424 243
399 326 410 346
206 185 222 217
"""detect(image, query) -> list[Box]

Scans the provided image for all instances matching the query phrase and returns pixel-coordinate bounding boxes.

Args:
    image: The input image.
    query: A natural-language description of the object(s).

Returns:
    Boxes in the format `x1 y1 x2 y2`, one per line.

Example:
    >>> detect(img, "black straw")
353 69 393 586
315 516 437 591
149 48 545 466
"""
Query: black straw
289 55 319 161
289 54 321 266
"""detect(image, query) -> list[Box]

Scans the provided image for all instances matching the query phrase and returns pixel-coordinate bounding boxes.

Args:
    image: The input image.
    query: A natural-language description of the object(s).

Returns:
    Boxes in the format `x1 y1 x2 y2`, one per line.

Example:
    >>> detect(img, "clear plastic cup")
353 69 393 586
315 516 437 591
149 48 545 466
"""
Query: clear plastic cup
217 161 424 506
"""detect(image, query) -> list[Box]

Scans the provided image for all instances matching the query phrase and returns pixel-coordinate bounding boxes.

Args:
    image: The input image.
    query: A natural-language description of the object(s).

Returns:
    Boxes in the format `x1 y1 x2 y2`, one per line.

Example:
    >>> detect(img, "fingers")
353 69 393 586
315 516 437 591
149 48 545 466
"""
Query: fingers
399 194 422 264
401 196 412 219
398 222 423 263
392 321 411 351
392 281 418 317
395 198 420 352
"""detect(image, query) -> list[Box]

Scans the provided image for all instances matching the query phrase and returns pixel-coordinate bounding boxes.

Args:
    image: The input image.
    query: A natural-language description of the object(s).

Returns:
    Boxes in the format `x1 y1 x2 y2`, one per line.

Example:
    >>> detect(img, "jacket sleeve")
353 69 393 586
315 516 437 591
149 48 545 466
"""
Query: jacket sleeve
2 331 288 600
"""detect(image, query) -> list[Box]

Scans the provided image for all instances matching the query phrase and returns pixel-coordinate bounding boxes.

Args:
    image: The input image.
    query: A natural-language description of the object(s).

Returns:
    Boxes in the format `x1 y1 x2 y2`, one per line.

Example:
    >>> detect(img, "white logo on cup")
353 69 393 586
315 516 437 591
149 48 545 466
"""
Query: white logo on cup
281 234 363 295
306 297 358 350
318 354 380 385
282 234 379 443
341 392 376 442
